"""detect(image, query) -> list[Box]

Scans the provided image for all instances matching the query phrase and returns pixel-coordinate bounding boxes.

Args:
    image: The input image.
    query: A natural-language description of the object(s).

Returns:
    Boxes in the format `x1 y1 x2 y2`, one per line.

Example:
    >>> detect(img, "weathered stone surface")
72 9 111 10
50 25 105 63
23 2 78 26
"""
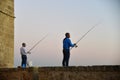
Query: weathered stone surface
0 66 120 80
0 0 14 68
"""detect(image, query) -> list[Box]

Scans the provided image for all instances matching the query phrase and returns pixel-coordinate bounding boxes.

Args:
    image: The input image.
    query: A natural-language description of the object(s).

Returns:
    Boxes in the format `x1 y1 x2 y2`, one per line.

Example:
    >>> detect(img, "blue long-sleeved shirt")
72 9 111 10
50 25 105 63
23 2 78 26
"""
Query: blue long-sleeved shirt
63 38 74 50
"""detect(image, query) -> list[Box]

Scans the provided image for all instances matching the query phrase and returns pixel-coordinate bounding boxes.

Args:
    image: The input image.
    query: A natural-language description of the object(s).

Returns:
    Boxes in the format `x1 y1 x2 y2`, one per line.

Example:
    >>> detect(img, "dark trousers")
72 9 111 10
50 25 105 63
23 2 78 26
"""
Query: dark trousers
62 49 70 67
21 55 27 68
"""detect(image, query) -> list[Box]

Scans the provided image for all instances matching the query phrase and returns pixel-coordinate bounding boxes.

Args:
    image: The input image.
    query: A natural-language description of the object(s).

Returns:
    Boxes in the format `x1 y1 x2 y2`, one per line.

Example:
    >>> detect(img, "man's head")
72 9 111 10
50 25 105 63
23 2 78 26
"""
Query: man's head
22 43 26 47
65 32 70 38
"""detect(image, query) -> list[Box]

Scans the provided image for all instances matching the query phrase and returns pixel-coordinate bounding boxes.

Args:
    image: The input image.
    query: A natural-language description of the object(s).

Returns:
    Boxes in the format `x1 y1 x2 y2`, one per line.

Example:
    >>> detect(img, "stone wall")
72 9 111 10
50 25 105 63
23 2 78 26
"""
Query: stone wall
0 0 14 67
0 65 120 80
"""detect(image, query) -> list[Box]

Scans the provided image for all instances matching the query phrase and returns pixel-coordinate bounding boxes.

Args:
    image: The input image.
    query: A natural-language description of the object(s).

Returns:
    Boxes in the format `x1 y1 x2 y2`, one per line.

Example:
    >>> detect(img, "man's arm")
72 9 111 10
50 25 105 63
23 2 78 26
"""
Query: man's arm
68 39 75 47
21 47 30 55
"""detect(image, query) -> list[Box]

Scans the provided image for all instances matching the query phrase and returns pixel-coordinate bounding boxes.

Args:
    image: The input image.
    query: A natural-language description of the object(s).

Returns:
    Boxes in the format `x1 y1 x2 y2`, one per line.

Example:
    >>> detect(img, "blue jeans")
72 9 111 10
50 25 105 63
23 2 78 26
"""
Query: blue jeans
21 55 27 68
62 49 70 67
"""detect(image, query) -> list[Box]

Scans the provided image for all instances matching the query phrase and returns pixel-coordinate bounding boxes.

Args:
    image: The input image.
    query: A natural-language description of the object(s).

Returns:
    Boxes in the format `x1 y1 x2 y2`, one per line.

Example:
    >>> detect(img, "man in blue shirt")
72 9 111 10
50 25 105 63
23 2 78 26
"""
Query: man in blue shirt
62 33 77 67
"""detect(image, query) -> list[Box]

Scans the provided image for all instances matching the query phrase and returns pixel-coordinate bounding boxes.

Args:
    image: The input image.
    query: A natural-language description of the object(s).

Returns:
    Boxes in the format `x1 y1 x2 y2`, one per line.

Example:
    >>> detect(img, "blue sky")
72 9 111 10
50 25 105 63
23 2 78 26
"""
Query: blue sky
14 0 120 67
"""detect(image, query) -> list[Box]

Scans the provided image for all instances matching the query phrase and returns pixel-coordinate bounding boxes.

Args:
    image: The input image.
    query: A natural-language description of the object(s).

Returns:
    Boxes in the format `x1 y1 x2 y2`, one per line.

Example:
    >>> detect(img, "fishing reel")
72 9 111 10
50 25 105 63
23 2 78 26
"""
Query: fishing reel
74 43 78 48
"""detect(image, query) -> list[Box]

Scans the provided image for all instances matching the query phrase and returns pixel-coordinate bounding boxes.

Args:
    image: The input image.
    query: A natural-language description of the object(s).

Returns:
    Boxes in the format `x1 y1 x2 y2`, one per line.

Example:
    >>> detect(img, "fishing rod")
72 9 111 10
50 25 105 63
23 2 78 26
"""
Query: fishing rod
28 34 48 52
71 22 102 50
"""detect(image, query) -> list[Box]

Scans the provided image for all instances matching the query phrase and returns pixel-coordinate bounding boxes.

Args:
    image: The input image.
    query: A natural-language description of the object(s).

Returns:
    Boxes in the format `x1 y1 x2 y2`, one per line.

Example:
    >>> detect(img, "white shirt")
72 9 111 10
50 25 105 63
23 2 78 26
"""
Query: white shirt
20 47 28 55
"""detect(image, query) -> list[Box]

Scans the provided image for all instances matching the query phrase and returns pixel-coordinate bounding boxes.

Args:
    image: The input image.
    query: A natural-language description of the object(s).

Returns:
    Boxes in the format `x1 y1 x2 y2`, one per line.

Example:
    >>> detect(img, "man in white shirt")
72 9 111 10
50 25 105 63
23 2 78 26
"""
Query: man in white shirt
20 43 30 68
